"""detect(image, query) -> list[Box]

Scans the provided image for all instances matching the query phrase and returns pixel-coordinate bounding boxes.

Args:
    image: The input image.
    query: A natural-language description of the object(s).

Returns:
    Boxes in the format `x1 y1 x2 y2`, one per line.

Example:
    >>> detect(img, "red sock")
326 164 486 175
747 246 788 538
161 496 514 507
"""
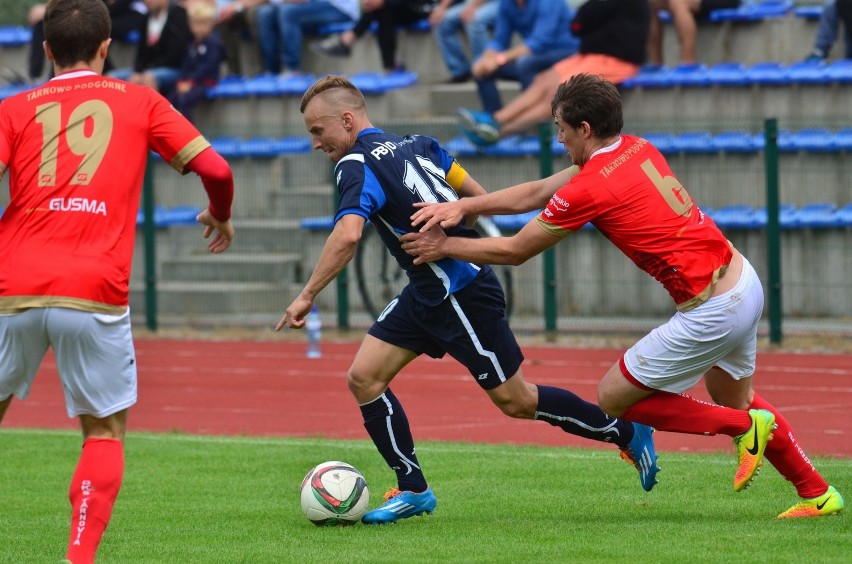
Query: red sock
66 438 125 564
623 391 752 437
749 393 828 499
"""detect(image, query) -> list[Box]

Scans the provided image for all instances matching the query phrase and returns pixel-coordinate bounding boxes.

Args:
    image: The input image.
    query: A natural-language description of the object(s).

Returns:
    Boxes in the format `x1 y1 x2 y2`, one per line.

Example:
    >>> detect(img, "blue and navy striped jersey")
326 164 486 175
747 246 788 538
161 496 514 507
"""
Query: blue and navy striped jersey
334 128 490 306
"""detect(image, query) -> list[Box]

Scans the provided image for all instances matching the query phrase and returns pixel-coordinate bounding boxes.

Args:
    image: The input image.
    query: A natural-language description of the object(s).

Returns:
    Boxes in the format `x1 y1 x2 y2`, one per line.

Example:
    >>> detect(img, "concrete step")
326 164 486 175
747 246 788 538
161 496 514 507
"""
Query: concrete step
161 252 303 283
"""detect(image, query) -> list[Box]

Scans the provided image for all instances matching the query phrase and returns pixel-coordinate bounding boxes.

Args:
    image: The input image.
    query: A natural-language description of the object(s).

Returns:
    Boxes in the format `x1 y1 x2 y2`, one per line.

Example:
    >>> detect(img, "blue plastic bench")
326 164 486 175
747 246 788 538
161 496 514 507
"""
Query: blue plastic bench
710 0 793 22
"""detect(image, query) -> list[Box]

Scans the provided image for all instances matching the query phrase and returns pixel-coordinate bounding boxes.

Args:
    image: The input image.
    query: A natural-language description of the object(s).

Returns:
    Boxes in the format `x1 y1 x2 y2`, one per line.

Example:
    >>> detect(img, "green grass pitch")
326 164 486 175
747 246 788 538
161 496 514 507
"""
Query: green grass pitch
2 428 849 563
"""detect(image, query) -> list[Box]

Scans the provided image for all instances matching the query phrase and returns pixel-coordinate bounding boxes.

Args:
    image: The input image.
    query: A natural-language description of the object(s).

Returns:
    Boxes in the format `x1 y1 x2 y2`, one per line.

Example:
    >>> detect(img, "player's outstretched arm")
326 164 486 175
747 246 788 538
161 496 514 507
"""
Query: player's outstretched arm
411 165 579 232
276 214 365 331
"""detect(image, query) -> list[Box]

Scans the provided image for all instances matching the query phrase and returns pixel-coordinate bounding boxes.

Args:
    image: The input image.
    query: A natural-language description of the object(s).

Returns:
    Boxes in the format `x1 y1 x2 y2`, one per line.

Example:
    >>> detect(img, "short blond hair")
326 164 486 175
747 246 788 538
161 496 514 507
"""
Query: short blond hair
187 0 217 21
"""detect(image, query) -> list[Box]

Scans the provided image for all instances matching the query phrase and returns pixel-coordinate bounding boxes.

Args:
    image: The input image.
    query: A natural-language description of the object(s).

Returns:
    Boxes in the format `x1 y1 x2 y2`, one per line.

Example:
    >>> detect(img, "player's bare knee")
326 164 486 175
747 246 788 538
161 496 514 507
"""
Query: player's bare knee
346 369 381 402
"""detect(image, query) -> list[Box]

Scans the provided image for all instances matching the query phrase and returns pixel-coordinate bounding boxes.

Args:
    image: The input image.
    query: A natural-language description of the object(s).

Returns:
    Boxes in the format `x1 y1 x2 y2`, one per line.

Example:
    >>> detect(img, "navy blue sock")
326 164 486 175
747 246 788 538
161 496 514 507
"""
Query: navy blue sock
360 388 428 493
535 385 634 448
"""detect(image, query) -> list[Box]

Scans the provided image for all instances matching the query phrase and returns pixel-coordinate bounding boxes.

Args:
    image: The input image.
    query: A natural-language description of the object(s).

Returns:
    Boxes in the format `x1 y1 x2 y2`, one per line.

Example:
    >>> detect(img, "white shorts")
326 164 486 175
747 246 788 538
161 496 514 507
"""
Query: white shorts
0 307 137 418
622 257 764 393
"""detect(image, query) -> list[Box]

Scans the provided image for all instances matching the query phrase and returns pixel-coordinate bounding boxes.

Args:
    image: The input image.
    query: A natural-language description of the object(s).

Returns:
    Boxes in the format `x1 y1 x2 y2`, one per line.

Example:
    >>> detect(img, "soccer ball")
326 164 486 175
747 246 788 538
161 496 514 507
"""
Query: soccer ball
300 461 369 526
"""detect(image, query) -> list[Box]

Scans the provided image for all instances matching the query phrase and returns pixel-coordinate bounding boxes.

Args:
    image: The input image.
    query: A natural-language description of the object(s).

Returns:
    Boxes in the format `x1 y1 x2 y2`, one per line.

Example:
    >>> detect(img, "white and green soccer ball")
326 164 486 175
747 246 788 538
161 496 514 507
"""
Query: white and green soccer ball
300 461 369 526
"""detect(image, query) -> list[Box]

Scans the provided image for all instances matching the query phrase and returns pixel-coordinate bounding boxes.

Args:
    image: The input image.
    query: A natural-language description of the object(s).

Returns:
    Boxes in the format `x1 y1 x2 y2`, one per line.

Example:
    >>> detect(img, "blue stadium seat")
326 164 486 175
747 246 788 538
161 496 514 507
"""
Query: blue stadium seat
753 203 798 229
825 59 852 83
706 62 749 86
789 128 836 152
640 131 678 153
834 128 852 150
710 0 793 22
492 211 540 230
244 74 286 97
488 135 536 157
785 59 828 84
710 205 760 229
277 73 316 95
240 137 286 158
745 61 789 85
776 129 797 152
155 205 202 227
277 136 313 153
837 203 852 226
380 69 419 90
673 131 715 153
209 137 246 159
0 25 31 46
300 216 335 231
713 130 759 152
624 65 675 88
668 63 710 87
796 202 839 228
444 135 480 156
793 5 823 20
208 75 249 99
0 83 33 101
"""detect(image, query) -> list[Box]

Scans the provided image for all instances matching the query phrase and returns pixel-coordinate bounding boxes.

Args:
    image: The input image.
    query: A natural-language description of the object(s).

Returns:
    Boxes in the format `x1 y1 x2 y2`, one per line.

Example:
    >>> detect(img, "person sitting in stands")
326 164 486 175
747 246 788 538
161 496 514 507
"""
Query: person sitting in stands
457 0 649 146
108 0 192 94
646 0 740 66
311 0 437 74
169 0 226 122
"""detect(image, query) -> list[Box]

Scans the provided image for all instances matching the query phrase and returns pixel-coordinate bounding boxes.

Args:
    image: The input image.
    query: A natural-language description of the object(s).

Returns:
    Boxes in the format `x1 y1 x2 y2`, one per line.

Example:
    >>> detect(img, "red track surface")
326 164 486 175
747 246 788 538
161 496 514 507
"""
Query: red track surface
5 338 851 457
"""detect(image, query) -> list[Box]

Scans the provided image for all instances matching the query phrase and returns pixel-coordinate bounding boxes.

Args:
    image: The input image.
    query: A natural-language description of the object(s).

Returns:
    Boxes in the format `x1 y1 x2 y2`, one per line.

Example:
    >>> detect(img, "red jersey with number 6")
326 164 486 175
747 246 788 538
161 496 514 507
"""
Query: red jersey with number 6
536 134 733 311
0 70 210 313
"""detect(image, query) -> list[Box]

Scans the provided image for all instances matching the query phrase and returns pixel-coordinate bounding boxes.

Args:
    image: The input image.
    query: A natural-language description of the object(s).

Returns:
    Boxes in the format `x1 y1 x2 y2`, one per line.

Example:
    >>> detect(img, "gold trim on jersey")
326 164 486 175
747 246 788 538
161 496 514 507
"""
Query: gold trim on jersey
676 264 729 312
170 136 211 174
0 296 127 315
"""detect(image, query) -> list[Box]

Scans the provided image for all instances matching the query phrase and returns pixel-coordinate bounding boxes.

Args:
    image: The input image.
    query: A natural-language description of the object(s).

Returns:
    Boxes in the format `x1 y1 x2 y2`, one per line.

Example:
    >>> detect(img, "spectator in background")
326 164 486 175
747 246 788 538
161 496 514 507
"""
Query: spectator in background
109 0 192 93
216 0 269 76
256 0 359 78
646 0 740 66
169 0 226 122
21 0 147 83
468 0 578 115
804 0 852 61
431 0 498 84
310 0 436 74
458 0 649 145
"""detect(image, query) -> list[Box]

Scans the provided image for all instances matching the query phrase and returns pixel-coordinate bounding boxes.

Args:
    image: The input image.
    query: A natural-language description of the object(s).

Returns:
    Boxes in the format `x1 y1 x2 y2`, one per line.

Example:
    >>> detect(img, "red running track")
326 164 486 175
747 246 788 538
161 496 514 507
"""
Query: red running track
4 338 851 457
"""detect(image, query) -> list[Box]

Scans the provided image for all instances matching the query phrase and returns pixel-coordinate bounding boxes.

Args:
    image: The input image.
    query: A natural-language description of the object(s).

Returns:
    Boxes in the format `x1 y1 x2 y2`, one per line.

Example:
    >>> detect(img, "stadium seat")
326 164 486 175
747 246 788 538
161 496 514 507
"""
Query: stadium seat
785 59 828 84
794 5 824 20
745 61 789 85
668 63 710 87
710 205 760 229
837 203 852 227
753 203 798 229
825 59 852 84
706 62 750 86
713 130 759 152
208 75 249 99
623 65 675 88
796 202 839 228
674 131 715 153
640 131 678 153
834 128 852 150
300 216 336 231
492 211 540 231
0 25 31 46
710 0 793 22
240 137 288 158
0 83 34 102
209 137 246 159
789 128 836 152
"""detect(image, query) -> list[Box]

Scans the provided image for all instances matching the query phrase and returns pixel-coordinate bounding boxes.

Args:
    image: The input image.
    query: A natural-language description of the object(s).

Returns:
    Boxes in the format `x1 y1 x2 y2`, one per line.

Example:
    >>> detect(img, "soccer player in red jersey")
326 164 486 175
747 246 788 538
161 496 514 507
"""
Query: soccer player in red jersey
0 1 235 562
401 73 845 519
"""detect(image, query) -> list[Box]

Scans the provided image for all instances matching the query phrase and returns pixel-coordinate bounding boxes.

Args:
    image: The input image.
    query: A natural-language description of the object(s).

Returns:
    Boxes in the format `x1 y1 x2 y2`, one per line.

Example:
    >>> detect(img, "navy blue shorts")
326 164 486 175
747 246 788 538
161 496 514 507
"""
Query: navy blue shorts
367 270 523 390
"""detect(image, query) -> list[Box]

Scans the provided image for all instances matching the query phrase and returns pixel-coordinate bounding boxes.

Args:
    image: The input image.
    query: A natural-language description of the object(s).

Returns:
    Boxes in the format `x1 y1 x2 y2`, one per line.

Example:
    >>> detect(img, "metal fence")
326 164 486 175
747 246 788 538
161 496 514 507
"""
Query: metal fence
123 117 852 344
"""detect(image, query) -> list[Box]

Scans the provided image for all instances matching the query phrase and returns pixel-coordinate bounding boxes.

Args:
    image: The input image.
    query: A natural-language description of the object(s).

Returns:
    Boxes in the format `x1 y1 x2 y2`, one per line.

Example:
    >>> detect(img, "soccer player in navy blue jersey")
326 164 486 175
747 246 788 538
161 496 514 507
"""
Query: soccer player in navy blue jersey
276 75 659 524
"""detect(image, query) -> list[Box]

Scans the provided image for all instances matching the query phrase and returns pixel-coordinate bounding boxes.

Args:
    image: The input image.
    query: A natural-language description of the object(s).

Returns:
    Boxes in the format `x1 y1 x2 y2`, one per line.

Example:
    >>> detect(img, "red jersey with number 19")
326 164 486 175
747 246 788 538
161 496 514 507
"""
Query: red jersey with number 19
0 70 210 314
536 134 733 311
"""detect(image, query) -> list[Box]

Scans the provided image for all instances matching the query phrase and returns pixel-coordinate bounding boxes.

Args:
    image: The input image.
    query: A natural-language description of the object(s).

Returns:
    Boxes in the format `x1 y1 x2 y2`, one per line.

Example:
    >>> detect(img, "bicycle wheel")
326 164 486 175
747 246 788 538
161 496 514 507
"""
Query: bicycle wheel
354 223 407 320
354 218 514 320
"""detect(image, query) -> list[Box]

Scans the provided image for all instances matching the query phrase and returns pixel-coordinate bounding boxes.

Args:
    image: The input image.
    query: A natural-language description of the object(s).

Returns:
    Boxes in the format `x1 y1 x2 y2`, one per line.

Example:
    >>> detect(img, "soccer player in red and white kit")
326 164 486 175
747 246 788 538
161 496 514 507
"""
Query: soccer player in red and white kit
0 1 235 562
401 73 845 519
